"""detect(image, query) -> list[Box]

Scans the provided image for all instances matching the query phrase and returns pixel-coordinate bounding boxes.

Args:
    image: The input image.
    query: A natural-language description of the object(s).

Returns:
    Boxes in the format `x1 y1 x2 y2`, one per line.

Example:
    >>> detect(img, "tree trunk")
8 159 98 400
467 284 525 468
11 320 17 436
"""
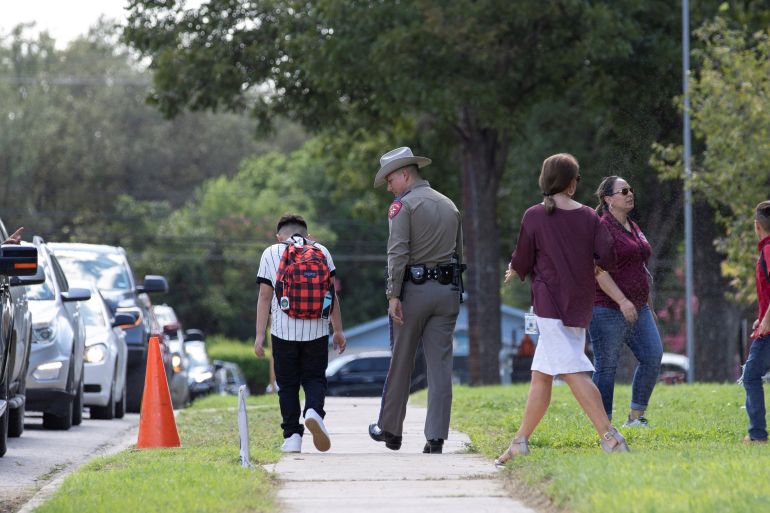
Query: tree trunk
693 200 742 381
457 110 508 385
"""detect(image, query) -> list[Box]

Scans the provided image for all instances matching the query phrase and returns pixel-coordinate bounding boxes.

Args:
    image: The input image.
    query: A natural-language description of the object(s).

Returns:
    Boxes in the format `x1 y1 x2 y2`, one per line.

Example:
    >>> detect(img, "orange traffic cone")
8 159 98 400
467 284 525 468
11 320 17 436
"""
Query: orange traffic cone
137 336 181 449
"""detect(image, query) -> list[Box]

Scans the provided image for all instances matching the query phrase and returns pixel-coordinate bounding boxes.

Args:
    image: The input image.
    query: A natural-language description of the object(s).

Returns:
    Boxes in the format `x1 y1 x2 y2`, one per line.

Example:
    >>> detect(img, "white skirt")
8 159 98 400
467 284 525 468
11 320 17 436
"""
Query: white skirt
531 316 594 376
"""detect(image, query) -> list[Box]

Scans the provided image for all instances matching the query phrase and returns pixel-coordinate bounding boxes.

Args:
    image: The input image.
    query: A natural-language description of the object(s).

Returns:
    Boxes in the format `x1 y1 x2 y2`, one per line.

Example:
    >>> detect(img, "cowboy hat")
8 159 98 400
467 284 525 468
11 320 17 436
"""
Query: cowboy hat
373 147 431 187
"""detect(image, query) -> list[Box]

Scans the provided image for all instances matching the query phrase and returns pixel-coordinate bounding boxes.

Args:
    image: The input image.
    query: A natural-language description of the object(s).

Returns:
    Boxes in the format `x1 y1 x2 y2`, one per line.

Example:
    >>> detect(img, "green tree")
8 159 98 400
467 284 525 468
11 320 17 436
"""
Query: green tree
136 141 393 339
0 21 289 241
654 18 770 291
652 14 770 379
123 0 653 384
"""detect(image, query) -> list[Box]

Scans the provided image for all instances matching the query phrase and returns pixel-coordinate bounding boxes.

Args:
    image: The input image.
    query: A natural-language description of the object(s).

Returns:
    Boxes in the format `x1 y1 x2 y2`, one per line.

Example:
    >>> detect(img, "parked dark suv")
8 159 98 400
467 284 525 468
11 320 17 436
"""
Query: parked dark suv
49 243 168 413
325 350 427 397
0 221 38 456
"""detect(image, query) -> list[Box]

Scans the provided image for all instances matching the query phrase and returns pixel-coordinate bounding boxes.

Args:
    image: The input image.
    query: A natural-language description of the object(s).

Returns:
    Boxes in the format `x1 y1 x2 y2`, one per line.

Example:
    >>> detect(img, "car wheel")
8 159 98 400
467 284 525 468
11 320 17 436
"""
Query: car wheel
8 402 24 438
115 379 126 419
0 373 9 457
9 340 29 438
91 372 116 420
72 376 84 426
43 360 74 430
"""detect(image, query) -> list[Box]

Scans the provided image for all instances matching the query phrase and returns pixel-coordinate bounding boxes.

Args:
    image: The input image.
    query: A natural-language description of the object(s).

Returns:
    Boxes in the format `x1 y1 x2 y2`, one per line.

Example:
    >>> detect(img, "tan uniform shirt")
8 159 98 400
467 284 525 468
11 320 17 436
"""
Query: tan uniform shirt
386 180 463 299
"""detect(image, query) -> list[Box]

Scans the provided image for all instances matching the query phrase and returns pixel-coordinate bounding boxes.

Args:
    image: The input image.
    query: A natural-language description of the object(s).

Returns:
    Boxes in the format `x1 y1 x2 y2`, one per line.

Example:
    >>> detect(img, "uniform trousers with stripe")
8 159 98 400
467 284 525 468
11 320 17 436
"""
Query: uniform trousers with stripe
378 279 460 440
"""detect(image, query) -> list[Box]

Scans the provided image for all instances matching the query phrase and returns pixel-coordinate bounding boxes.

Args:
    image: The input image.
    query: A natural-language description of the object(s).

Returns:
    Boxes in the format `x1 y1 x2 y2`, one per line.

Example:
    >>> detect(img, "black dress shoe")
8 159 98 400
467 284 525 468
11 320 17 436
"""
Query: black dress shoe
423 439 444 454
368 423 402 450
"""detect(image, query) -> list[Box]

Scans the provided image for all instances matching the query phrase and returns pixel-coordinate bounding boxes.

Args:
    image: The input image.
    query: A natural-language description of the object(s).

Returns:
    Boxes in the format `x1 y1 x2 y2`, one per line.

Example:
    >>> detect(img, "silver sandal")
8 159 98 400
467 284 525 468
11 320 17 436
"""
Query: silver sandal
600 426 630 453
495 436 530 467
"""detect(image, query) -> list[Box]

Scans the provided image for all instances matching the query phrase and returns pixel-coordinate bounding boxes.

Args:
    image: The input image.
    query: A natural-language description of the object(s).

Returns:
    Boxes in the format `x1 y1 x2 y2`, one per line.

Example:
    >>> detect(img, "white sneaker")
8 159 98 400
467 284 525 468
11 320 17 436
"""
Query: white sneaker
281 433 302 453
304 408 331 452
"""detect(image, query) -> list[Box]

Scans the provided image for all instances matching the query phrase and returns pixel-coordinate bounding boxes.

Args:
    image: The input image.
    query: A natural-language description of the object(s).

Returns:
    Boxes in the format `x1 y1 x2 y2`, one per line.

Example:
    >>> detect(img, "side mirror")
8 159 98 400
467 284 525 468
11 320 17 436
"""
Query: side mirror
10 265 46 287
138 275 168 294
0 245 38 277
61 287 91 302
112 311 139 328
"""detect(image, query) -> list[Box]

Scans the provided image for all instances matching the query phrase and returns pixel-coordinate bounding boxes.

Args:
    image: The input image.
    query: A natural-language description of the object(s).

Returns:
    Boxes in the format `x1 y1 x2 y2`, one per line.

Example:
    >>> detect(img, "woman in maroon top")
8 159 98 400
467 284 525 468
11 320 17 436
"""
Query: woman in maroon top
590 176 663 428
496 154 629 466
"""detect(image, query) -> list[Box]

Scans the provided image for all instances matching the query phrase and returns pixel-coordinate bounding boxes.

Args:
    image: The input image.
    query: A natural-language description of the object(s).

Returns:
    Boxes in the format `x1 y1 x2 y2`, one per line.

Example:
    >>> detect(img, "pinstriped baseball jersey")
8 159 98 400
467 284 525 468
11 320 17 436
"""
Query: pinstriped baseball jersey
256 236 336 341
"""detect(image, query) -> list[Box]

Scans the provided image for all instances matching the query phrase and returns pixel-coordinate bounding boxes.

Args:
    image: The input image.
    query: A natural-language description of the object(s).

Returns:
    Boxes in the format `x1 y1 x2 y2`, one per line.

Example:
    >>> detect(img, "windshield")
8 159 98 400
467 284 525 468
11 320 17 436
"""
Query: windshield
26 264 55 301
186 349 210 367
81 295 107 328
54 250 132 292
153 306 176 326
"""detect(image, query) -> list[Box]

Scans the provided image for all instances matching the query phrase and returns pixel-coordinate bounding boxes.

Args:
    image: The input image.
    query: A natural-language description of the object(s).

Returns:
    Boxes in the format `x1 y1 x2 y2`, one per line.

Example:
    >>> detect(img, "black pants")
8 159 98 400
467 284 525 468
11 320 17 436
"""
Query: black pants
272 334 328 438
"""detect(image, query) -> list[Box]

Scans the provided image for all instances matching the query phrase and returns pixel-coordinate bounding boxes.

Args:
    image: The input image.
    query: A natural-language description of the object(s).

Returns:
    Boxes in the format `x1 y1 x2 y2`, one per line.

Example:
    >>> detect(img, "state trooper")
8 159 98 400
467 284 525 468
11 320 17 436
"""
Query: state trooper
368 147 465 454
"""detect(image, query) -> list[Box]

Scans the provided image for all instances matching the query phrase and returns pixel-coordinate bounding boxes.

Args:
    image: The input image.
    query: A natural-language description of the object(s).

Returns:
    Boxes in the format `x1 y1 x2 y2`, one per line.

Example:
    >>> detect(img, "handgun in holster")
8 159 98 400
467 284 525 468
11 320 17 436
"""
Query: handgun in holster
451 253 467 303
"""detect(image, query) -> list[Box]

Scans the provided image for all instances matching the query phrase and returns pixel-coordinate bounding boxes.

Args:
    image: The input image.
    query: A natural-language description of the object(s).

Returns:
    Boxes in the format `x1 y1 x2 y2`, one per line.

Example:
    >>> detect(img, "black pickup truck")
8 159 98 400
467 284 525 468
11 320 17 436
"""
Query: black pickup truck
0 219 38 457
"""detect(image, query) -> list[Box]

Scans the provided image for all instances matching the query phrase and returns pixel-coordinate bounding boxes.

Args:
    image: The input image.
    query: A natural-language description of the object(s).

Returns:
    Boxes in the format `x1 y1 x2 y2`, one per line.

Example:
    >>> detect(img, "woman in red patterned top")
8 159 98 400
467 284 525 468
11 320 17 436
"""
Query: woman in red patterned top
589 176 663 428
495 154 629 466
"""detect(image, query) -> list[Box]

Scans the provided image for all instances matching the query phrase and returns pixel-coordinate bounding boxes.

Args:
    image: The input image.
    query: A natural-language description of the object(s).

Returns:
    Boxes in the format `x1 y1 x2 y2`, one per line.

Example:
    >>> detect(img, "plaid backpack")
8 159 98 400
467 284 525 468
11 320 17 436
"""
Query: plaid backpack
275 237 332 319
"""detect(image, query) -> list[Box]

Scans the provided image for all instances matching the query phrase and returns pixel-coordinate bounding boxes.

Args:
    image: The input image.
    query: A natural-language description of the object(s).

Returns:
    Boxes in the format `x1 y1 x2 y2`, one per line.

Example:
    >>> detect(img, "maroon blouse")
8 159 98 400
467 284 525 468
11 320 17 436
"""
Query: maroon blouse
755 235 770 338
510 204 616 328
594 213 652 310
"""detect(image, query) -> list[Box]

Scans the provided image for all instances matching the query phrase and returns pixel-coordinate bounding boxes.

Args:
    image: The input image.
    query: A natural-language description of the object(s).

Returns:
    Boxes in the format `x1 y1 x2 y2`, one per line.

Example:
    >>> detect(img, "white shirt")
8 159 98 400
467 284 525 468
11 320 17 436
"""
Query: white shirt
256 236 336 341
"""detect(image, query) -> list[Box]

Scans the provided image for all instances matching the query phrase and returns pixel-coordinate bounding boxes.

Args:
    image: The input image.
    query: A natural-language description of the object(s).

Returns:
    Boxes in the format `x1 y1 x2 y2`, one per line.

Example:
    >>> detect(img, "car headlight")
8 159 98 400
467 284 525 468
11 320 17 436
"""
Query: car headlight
193 371 213 383
33 325 57 344
85 344 108 364
33 361 63 380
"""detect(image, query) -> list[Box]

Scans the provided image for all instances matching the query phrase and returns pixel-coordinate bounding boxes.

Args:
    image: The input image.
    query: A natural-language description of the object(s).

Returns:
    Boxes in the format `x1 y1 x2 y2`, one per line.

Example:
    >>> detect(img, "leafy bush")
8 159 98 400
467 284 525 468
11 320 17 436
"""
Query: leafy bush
207 336 272 395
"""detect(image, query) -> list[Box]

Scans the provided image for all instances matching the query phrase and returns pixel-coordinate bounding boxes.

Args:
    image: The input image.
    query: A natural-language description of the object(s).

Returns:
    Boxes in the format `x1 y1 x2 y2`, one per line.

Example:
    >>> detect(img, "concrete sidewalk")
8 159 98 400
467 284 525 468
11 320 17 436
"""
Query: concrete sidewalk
264 397 536 513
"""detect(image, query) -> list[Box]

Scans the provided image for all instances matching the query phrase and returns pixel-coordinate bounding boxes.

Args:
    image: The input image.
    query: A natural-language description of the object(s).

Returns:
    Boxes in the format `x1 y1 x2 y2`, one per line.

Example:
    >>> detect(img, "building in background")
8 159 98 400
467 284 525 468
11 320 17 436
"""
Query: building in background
338 304 531 384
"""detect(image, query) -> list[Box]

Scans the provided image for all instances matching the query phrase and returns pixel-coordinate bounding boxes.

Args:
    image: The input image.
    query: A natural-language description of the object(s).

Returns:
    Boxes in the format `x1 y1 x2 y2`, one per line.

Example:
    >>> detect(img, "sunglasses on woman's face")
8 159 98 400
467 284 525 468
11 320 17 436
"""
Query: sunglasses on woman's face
610 187 634 196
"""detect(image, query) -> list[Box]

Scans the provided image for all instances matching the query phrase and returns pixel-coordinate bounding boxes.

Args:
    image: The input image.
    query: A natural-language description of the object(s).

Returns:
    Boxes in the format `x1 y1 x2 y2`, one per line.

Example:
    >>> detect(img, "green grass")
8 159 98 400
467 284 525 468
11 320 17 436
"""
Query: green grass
421 383 770 513
36 394 283 513
32 383 770 513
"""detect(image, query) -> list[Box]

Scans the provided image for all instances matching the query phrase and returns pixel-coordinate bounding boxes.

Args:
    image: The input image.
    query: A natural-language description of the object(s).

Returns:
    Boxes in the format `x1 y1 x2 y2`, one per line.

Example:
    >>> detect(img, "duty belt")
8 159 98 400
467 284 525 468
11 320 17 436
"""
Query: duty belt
405 264 453 285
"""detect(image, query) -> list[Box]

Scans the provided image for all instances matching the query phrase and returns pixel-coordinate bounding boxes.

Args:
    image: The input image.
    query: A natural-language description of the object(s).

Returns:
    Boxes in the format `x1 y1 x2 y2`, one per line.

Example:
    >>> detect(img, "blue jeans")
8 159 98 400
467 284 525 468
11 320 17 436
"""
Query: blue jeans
589 305 663 419
742 335 770 441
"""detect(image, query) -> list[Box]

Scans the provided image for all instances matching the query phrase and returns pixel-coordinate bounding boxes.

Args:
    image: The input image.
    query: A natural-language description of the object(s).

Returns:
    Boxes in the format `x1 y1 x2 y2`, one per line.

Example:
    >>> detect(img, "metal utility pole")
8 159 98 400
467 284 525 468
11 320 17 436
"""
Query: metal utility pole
682 0 695 383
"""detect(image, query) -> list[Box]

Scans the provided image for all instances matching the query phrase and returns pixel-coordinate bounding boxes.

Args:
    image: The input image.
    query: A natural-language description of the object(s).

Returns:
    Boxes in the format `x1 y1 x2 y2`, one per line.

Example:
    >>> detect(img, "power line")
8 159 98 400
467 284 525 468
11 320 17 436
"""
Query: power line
0 75 150 86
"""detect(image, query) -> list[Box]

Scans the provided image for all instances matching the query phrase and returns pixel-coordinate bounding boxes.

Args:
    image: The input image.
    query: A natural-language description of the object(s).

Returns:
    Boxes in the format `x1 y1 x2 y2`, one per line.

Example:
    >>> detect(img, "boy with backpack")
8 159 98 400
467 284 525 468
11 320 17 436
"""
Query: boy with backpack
742 200 770 444
254 214 346 453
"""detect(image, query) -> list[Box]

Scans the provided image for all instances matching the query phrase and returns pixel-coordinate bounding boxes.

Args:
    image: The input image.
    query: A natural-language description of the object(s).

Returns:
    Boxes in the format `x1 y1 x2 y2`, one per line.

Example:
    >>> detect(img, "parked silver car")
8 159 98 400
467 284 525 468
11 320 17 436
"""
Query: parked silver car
20 238 90 430
77 283 136 420
153 304 191 408
213 360 250 396
49 243 169 413
184 338 215 399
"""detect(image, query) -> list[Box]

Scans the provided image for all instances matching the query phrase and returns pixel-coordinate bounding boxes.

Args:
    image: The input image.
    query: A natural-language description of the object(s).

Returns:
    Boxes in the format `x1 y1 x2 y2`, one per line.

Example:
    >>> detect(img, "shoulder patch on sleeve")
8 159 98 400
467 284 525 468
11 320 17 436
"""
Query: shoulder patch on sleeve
388 200 403 220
